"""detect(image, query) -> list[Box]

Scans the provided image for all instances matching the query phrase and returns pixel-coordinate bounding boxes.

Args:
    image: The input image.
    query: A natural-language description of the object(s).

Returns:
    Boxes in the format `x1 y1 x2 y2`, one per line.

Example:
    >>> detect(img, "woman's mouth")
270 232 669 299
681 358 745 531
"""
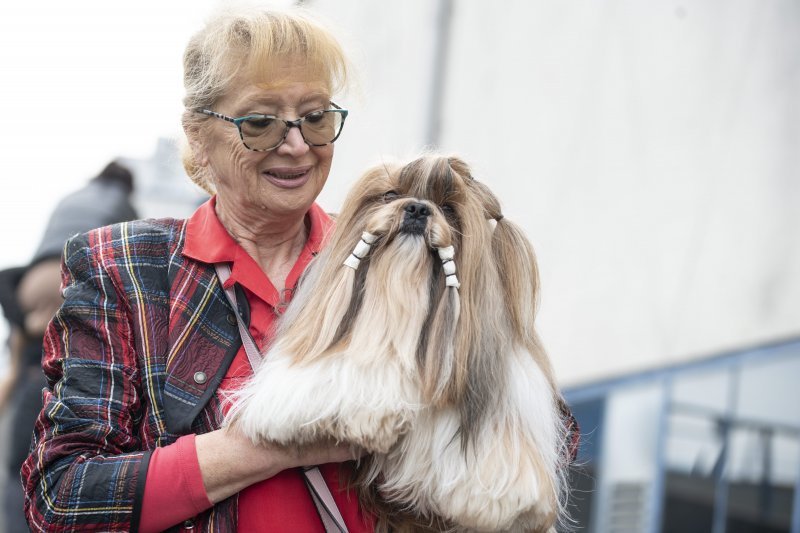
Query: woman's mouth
262 166 313 189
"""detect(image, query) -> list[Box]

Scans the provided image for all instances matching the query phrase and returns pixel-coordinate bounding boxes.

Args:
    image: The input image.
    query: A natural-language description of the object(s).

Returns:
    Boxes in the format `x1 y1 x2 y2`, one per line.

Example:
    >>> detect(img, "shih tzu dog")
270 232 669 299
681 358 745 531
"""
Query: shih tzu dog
227 154 575 532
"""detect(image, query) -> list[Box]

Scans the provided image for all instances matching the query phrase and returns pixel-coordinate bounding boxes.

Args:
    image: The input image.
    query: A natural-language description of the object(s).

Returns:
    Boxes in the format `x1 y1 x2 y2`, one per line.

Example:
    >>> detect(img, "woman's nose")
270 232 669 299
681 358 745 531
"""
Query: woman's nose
276 125 310 156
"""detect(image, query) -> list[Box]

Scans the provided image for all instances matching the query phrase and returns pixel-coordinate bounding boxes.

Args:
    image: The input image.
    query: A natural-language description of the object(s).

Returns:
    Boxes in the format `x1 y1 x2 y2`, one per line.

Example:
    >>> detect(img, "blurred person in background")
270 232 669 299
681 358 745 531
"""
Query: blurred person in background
0 160 137 533
21 6 374 533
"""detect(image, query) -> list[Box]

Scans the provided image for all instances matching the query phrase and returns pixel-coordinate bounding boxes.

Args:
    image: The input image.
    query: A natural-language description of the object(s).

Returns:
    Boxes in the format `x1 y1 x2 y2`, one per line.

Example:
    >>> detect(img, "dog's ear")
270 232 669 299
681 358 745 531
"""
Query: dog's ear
446 156 473 182
494 222 539 342
488 206 559 384
334 161 401 232
460 176 557 385
464 179 539 343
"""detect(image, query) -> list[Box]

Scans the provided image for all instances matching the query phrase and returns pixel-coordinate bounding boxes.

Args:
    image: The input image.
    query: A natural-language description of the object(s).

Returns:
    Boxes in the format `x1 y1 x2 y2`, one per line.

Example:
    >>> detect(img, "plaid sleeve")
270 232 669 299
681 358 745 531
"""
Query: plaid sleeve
21 229 152 533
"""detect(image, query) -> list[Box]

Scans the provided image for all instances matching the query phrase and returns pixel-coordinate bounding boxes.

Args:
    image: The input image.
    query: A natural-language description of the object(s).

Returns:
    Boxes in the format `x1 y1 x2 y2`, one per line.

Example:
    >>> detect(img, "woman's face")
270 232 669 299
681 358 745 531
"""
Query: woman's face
196 63 336 223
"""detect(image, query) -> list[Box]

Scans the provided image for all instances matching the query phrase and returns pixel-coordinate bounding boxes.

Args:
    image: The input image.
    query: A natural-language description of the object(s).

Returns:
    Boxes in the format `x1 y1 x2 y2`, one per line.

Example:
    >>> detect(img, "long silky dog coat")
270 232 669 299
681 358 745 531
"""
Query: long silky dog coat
227 155 571 532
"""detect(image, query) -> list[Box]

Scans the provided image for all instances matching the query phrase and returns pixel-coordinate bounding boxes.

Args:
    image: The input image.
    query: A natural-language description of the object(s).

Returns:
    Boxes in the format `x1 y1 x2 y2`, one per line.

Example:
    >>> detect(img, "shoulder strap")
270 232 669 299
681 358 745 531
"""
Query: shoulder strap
214 263 261 370
302 466 350 533
214 263 349 533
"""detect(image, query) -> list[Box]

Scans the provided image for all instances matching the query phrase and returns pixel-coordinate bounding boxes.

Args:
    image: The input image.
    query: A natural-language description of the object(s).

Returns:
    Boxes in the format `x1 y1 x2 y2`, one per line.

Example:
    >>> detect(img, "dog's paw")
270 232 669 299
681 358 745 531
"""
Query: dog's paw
381 407 560 532
333 402 416 453
434 447 559 532
227 355 333 446
228 351 421 451
438 477 557 532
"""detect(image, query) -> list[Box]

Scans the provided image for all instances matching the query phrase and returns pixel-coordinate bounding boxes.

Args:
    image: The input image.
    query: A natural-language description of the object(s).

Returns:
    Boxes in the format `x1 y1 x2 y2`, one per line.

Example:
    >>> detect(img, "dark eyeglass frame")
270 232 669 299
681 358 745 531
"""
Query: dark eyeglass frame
195 102 348 152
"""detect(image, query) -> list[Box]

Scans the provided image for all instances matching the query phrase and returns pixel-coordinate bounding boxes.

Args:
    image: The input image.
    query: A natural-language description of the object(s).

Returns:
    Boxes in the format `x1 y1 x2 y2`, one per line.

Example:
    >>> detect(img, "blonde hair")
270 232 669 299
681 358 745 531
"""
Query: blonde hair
181 4 352 193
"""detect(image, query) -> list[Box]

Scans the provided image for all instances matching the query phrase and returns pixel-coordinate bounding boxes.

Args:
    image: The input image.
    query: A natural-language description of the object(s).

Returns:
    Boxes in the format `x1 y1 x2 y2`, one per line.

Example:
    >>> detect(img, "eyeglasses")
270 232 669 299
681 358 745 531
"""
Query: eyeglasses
196 103 348 152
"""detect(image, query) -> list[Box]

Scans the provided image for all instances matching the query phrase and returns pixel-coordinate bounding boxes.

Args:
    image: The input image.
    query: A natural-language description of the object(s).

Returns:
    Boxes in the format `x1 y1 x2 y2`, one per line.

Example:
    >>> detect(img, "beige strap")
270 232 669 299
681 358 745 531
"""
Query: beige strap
215 263 349 532
215 263 262 370
302 466 349 533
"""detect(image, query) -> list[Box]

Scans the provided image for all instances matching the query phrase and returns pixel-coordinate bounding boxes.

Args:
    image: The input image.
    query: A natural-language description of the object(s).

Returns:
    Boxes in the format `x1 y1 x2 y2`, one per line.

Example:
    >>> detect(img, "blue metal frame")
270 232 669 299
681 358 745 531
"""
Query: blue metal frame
710 366 739 533
564 337 800 403
793 446 800 533
647 375 672 533
563 336 800 533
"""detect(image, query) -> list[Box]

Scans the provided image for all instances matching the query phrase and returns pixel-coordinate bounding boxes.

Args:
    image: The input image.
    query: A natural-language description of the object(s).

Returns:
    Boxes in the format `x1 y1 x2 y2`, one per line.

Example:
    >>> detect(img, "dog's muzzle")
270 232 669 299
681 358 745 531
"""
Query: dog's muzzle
400 202 430 235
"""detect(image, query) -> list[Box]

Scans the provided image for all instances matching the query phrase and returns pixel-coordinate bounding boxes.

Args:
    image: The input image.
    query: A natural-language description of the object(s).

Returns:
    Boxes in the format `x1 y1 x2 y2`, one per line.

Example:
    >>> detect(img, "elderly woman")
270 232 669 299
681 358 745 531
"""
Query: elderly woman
22 7 371 533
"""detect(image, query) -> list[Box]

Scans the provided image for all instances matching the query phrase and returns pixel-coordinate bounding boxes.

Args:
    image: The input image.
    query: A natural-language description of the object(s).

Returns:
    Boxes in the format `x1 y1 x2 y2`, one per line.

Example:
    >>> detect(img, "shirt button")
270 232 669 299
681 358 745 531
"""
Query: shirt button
183 519 195 529
227 313 237 325
193 371 207 385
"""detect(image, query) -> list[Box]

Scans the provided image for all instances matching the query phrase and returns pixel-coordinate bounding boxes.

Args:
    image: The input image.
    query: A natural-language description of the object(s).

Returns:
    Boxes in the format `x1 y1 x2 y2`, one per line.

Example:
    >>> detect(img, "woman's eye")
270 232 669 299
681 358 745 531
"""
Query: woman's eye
303 110 325 124
383 191 399 202
242 116 276 131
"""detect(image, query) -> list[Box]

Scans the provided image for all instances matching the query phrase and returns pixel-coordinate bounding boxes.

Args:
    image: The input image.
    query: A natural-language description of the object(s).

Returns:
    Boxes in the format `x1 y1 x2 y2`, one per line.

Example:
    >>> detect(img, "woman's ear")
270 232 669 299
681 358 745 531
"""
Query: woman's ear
182 118 209 168
180 116 216 194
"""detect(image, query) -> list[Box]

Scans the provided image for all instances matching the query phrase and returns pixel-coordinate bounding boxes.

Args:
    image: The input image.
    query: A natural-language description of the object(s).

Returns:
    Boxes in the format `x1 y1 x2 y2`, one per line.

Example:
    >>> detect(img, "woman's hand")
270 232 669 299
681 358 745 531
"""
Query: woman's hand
195 427 361 504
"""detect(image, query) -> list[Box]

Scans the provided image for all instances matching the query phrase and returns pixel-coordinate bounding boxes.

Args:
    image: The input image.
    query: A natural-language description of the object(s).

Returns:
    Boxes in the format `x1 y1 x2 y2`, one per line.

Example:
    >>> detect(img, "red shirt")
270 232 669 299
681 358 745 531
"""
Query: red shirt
141 198 372 532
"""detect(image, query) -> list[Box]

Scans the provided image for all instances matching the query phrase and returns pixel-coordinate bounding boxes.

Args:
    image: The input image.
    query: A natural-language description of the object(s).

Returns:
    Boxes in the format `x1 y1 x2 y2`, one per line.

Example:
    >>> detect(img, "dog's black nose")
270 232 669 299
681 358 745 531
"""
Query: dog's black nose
404 202 431 219
400 202 430 235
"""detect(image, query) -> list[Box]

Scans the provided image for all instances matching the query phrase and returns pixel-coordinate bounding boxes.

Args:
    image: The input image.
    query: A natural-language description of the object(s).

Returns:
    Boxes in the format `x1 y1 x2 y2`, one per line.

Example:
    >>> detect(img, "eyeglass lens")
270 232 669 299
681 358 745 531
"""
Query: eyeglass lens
239 111 344 151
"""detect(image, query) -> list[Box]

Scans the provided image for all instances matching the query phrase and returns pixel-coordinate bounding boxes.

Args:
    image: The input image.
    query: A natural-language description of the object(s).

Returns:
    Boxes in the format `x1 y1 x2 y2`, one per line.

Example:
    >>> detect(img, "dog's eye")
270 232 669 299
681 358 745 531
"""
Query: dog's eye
441 204 455 216
383 191 399 202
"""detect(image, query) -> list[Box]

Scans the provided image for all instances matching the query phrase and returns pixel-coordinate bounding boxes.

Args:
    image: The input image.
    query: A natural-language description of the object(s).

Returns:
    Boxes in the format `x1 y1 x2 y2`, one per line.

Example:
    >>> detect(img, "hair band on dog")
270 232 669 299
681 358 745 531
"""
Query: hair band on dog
437 246 460 288
344 232 378 270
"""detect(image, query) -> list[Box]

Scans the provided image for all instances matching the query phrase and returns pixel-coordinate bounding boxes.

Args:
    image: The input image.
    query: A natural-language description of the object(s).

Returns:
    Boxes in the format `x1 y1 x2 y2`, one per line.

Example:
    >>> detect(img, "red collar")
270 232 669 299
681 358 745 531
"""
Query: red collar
183 196 333 307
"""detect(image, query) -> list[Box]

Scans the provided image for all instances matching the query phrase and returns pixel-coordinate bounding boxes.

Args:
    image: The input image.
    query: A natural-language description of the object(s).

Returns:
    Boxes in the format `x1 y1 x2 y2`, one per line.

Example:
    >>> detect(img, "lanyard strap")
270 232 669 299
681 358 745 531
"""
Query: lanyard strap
214 263 349 533
214 263 261 370
302 466 350 533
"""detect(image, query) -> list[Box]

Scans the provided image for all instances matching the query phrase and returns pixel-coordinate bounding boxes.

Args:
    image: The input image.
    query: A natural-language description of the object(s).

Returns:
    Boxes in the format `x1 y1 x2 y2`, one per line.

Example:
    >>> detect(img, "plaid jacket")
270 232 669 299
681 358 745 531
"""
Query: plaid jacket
22 218 245 532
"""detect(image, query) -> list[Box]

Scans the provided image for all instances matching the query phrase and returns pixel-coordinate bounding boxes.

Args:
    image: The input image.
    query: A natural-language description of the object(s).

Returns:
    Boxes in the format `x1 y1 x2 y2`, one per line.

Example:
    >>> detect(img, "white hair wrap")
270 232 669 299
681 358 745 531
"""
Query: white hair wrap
343 232 378 270
437 246 460 288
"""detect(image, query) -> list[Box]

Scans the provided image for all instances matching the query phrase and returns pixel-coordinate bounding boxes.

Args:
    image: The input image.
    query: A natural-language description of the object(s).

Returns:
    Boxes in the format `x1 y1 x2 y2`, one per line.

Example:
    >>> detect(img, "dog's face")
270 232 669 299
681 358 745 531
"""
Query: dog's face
340 156 474 259
332 156 501 295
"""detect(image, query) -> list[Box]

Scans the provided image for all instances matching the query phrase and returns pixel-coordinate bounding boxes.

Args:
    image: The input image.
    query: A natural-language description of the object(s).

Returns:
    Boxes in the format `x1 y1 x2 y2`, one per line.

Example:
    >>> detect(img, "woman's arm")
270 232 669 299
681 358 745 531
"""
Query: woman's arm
140 435 211 533
139 429 356 532
21 230 149 532
195 428 357 504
